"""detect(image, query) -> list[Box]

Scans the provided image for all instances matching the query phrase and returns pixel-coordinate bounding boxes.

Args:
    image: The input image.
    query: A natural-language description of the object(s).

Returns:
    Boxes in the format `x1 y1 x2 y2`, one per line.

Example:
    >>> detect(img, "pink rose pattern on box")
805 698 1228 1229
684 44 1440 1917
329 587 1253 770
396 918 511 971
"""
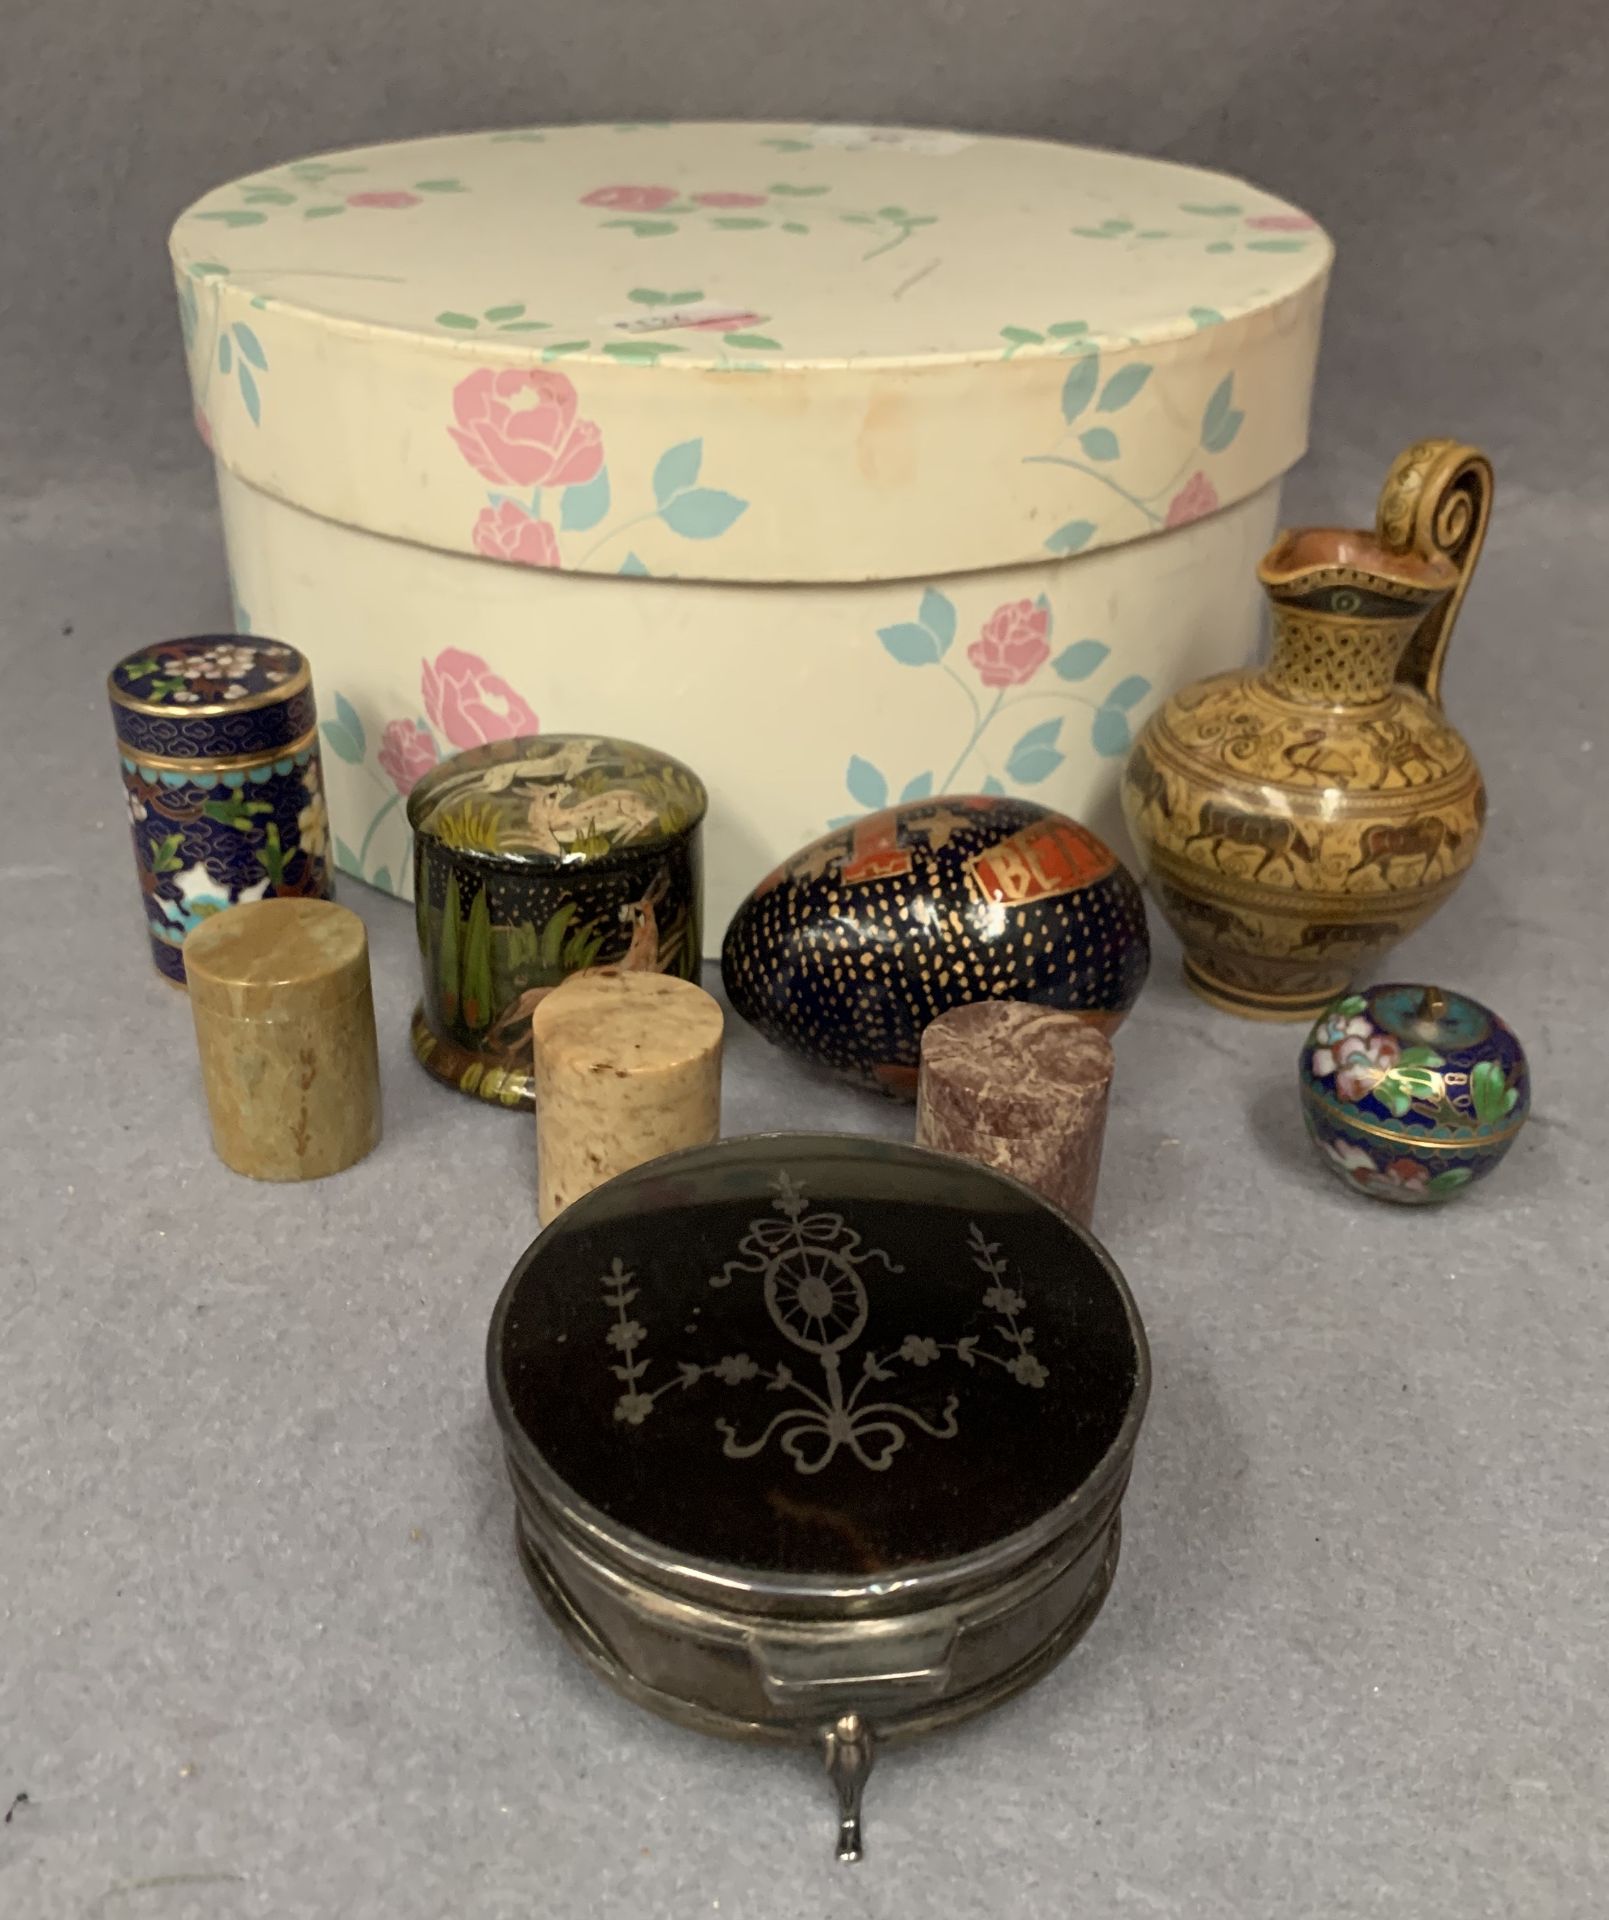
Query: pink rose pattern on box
443 364 749 578
577 180 937 260
450 369 605 490
832 587 1153 825
422 647 539 750
1164 471 1220 528
968 599 1052 688
377 721 439 796
320 647 541 890
347 189 422 210
473 500 562 568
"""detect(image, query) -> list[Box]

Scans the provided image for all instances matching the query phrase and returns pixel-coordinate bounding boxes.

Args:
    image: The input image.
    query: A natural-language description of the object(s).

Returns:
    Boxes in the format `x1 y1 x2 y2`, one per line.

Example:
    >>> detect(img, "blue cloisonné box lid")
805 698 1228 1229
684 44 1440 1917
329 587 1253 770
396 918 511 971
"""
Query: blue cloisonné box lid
109 635 317 760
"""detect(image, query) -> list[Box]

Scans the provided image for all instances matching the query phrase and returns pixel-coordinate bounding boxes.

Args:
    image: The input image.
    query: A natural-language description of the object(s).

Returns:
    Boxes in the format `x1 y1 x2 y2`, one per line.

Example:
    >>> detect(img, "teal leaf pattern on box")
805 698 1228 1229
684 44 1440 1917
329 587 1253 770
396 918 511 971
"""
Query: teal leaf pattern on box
918 587 956 650
1006 718 1065 785
321 693 367 765
1098 364 1151 411
619 552 650 576
1045 519 1096 555
846 756 888 810
899 772 934 802
232 323 267 370
660 488 747 539
1091 707 1133 757
981 775 1006 797
238 364 261 424
1053 639 1110 681
560 465 612 531
1060 356 1099 423
878 622 944 667
1200 375 1244 453
1023 321 1253 549
1103 674 1151 711
602 339 685 364
653 439 703 505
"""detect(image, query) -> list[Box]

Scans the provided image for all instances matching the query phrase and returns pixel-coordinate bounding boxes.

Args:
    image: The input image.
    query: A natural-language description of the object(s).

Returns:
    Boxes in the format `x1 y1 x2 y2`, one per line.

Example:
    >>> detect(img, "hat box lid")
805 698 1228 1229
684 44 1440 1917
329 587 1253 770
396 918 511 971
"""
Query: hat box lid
171 121 1331 586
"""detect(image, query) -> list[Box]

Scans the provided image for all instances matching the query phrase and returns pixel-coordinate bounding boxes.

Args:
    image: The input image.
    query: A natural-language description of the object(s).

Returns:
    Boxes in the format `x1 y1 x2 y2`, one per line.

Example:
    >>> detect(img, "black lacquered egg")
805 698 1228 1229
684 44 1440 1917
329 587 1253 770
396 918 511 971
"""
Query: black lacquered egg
721 795 1149 1096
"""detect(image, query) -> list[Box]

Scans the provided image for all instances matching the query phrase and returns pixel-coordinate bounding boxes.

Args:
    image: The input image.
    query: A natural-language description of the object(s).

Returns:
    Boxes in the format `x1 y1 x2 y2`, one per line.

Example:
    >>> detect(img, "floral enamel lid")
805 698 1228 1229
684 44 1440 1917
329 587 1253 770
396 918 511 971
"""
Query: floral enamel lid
108 635 316 760
406 732 707 869
489 1132 1149 1585
170 122 1332 583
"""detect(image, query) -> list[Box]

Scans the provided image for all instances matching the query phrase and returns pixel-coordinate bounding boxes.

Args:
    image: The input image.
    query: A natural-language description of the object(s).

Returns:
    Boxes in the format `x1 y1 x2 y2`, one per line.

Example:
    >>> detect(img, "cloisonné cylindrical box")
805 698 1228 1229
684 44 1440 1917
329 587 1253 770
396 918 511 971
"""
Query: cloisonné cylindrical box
108 635 334 984
169 122 1332 942
406 732 706 1109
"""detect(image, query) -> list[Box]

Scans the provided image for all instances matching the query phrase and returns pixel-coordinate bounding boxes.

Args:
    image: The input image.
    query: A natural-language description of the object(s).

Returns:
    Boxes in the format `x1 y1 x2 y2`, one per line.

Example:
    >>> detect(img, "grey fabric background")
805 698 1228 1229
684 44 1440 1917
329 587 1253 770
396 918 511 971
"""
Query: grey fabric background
2 3 1605 1916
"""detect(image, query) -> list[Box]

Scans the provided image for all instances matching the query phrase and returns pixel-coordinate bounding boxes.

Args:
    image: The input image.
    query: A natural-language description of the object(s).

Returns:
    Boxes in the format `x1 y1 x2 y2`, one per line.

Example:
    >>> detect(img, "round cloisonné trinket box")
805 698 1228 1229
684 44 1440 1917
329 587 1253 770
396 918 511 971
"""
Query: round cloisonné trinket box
722 794 1149 1095
408 733 706 1107
1299 982 1530 1204
487 1134 1150 1859
108 635 333 983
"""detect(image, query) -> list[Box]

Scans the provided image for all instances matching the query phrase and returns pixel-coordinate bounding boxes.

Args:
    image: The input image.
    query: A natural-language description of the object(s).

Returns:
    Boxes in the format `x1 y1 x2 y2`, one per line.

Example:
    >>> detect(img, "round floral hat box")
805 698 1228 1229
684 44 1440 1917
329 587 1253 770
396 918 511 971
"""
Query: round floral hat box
170 122 1332 943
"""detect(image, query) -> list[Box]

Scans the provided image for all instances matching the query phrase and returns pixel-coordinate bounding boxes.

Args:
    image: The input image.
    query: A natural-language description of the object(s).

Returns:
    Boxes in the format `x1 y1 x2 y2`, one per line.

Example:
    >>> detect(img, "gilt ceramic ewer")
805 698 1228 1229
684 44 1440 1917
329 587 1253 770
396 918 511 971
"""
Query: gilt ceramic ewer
1121 438 1493 1019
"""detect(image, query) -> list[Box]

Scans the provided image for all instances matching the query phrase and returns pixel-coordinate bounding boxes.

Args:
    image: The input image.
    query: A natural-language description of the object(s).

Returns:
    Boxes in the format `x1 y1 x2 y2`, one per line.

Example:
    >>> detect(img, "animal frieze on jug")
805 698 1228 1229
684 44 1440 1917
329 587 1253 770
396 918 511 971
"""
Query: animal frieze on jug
1121 437 1493 1020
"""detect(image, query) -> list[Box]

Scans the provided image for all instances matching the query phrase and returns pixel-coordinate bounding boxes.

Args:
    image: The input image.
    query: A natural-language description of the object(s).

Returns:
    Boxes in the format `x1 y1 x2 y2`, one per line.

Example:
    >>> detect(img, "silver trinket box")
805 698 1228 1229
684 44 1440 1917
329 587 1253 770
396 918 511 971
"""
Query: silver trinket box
487 1134 1150 1859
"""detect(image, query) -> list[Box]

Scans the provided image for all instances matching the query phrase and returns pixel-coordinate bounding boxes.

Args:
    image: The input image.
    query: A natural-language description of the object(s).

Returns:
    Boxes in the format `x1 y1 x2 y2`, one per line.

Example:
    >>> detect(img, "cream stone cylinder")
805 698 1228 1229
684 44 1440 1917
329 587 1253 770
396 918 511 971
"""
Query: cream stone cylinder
184 898 381 1181
531 969 723 1222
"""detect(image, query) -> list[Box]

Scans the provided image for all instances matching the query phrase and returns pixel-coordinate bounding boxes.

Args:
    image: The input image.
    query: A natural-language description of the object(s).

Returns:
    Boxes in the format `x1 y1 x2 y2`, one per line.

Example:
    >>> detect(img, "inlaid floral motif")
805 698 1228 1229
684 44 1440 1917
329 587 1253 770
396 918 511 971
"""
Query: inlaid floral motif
600 1174 1047 1474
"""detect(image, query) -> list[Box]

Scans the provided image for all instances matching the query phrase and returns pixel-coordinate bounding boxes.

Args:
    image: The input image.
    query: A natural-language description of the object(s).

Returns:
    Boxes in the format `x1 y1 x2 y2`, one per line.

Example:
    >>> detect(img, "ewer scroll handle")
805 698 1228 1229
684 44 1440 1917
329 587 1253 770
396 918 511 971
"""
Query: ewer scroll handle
1375 438 1495 706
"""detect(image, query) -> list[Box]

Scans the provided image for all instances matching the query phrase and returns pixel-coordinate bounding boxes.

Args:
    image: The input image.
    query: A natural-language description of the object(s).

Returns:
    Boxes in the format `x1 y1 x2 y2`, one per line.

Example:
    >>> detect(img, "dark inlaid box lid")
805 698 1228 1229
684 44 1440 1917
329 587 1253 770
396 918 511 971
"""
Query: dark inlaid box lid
488 1133 1149 1604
